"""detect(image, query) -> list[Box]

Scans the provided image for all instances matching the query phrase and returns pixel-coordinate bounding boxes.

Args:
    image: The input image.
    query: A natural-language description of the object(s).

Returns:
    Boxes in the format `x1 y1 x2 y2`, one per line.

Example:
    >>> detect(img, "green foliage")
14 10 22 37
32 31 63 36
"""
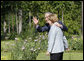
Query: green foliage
11 32 48 60
1 1 82 38
68 35 83 50
10 21 48 60
9 32 17 40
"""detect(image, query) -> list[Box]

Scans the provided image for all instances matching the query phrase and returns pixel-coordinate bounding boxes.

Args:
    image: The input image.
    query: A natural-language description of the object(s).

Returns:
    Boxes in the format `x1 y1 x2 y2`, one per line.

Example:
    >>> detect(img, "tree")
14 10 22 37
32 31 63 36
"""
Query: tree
15 10 19 34
3 20 6 34
18 9 22 34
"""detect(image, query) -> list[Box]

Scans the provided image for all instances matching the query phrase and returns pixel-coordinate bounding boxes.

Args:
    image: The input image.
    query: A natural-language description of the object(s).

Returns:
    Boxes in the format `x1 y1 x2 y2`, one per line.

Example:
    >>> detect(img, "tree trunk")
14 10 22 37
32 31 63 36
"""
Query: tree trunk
3 20 6 34
12 13 14 32
3 15 6 38
8 13 10 33
18 9 22 34
11 5 14 32
29 11 31 29
16 11 19 34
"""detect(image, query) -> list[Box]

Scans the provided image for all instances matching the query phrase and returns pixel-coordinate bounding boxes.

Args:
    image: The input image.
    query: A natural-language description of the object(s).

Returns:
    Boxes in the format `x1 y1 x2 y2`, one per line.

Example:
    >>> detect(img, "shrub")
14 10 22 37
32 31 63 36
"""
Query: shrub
68 35 83 50
11 32 48 60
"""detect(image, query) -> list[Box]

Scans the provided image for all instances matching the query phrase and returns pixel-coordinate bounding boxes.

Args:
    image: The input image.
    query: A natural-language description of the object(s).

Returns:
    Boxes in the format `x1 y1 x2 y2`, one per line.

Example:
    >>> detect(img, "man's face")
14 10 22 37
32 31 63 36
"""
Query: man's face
45 14 50 22
45 14 52 24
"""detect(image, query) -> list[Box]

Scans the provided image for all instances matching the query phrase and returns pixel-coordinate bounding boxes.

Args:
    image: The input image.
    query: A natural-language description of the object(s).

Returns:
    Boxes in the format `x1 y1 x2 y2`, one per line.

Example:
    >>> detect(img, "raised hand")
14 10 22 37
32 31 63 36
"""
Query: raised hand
33 16 39 25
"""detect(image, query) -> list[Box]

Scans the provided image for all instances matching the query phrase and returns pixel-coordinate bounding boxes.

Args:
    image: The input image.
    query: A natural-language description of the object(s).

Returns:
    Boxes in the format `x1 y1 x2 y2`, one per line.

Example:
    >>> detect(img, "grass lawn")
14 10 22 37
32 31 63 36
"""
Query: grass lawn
1 40 14 60
1 40 83 60
36 52 83 60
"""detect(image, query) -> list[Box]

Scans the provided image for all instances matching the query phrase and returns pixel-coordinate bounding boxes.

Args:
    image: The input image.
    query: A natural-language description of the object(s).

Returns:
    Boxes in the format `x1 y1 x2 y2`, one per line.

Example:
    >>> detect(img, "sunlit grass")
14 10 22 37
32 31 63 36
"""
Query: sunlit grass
36 52 83 60
1 40 83 60
1 40 14 60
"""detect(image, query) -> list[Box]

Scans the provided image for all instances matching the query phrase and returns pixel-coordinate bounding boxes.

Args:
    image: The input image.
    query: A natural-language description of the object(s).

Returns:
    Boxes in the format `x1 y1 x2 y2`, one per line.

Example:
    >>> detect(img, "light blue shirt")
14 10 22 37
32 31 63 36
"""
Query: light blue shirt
47 22 68 53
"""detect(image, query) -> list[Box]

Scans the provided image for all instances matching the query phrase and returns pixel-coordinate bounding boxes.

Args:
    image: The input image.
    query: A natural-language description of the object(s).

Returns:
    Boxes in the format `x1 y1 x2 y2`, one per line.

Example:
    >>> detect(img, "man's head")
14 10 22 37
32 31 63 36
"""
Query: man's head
45 12 52 22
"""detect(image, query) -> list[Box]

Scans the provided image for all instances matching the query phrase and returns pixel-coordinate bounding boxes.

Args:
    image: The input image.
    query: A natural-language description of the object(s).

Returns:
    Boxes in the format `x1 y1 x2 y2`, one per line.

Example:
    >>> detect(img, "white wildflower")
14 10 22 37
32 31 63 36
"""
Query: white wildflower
72 36 74 39
22 46 25 51
38 47 40 50
29 37 32 40
34 39 38 42
42 36 45 39
30 48 34 51
5 37 9 40
24 39 27 42
40 35 42 37
24 39 27 44
34 49 36 52
24 42 26 44
15 38 18 41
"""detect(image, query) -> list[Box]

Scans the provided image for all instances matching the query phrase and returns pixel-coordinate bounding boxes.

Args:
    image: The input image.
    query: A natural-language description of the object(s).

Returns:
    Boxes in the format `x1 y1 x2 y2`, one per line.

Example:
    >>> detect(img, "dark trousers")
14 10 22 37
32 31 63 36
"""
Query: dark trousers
50 52 63 60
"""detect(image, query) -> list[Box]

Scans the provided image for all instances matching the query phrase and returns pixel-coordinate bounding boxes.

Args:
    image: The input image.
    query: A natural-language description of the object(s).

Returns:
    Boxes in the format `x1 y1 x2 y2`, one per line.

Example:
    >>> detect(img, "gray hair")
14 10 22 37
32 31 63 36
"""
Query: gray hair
45 12 52 15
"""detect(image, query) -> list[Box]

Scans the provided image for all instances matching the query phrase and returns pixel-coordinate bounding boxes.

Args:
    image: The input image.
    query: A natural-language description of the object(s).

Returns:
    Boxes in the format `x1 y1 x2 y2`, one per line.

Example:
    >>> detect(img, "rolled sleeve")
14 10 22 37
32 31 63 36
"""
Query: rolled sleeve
36 25 39 29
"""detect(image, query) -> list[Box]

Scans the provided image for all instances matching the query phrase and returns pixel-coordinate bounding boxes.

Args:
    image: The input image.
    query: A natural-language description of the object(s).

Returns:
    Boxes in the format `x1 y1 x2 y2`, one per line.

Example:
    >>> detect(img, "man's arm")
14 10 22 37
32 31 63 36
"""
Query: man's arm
33 17 50 32
36 23 50 32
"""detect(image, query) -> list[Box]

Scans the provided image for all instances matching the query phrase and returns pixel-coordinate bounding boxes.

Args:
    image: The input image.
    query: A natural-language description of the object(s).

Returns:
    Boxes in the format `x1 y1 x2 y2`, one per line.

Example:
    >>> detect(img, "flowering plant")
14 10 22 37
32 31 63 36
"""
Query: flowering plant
11 32 48 60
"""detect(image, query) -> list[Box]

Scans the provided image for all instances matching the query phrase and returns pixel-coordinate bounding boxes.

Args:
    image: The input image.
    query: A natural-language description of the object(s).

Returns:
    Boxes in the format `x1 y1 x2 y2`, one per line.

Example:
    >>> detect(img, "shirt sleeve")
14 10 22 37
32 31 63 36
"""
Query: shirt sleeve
36 25 39 29
63 36 68 49
36 24 49 32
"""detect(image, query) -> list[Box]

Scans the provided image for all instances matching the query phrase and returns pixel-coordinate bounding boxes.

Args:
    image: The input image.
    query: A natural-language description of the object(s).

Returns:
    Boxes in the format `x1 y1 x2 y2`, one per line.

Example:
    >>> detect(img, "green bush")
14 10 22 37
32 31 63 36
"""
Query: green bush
9 32 17 40
68 35 83 50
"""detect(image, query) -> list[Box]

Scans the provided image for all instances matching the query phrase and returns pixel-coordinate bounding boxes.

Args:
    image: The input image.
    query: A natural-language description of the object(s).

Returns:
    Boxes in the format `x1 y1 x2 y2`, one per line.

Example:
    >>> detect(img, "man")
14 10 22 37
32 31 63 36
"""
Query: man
33 12 68 32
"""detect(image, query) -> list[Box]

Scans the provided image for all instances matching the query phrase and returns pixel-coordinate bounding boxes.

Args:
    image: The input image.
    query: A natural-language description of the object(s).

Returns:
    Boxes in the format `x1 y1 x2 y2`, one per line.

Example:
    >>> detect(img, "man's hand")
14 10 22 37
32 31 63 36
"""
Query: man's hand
46 51 50 56
55 22 63 28
66 48 70 52
33 17 39 25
